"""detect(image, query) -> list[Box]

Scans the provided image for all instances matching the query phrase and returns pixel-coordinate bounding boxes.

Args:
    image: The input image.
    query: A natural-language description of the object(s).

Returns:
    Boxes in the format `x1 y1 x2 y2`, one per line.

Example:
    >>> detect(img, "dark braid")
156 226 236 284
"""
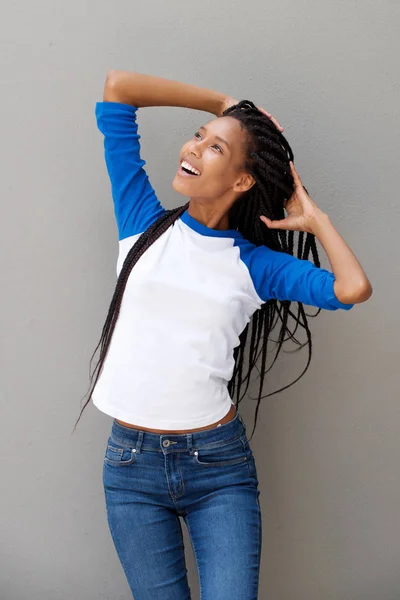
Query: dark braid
223 100 321 439
71 203 188 433
72 99 321 440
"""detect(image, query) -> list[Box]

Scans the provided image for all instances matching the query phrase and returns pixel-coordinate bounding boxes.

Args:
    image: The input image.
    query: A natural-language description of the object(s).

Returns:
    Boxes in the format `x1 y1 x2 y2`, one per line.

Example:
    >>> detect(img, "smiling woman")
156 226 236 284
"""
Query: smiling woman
173 114 256 230
178 126 229 175
75 70 372 600
177 127 228 176
75 70 371 439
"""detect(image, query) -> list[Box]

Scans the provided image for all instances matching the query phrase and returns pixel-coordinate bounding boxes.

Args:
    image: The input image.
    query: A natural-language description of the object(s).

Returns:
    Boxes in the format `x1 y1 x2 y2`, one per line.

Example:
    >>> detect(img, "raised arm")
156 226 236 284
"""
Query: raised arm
261 162 373 305
103 70 228 115
97 71 234 241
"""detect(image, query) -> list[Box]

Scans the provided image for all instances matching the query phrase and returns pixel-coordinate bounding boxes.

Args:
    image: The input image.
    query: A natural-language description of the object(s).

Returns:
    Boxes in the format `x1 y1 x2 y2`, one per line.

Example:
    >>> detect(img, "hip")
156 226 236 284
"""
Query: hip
103 409 259 507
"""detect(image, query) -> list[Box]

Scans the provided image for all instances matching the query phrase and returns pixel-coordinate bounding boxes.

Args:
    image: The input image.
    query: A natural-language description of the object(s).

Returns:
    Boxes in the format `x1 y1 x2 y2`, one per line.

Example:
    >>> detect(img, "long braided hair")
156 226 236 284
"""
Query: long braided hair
72 100 321 439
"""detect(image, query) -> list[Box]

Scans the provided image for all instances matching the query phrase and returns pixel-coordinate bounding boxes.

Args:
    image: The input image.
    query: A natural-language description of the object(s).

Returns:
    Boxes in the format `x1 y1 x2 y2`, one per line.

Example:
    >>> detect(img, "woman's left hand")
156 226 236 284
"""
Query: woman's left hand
260 162 324 234
256 106 284 132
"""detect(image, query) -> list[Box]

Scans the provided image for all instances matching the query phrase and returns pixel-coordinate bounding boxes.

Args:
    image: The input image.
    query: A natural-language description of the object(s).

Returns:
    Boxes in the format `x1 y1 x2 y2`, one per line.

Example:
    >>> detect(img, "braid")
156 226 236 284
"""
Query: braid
72 202 188 432
73 99 321 440
222 100 321 440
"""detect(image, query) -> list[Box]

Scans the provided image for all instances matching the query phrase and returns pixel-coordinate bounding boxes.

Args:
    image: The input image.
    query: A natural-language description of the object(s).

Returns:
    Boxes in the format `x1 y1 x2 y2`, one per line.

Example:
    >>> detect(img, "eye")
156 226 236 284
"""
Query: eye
193 131 223 153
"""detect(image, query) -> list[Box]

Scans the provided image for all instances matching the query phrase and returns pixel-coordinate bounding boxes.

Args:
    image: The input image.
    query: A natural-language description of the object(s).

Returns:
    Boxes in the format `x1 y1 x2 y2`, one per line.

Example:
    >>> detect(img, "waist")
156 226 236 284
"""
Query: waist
110 408 247 451
115 403 237 434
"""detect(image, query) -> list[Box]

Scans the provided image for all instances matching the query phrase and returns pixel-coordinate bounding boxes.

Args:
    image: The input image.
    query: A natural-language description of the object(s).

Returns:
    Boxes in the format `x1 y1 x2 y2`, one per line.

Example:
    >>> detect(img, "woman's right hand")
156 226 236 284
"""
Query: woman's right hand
218 96 284 132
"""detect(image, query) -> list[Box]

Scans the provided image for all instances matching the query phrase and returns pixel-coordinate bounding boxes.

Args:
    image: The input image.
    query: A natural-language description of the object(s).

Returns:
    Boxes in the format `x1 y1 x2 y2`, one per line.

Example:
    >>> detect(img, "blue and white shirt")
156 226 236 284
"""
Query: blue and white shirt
91 101 354 429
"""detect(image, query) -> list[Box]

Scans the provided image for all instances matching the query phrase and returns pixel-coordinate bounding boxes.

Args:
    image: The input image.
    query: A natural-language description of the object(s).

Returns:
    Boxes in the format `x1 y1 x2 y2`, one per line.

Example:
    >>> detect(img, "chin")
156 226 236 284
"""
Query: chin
172 177 190 195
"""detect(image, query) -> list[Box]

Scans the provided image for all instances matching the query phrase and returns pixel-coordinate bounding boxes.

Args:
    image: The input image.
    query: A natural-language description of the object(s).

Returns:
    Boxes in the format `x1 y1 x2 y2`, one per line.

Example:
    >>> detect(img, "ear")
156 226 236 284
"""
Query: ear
233 172 256 193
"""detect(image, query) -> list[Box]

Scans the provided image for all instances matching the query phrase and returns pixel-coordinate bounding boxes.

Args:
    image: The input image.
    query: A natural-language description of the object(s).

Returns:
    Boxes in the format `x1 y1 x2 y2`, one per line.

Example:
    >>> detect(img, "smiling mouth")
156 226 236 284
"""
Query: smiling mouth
177 165 201 177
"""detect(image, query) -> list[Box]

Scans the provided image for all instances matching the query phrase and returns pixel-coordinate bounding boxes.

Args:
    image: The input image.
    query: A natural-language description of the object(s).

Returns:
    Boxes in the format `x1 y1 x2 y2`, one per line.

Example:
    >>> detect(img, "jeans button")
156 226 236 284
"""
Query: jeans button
162 439 171 448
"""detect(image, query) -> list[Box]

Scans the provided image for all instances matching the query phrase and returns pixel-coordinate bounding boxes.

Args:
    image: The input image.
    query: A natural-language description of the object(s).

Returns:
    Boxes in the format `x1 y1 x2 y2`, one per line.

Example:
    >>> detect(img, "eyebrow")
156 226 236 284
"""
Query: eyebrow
198 125 230 151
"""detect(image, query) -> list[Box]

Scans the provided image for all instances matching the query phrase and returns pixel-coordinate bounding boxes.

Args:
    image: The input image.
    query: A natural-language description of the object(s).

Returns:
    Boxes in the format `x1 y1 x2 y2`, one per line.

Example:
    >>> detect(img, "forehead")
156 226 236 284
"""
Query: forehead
199 116 245 152
202 116 242 137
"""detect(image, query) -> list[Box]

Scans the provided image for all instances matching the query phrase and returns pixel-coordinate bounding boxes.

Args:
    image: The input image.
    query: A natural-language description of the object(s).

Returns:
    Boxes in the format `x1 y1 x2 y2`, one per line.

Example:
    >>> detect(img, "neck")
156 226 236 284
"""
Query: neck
187 199 233 231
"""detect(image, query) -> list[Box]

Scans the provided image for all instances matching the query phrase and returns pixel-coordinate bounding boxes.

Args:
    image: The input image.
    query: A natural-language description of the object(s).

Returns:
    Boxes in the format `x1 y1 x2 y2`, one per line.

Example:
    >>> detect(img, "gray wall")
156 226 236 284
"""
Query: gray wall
1 1 398 598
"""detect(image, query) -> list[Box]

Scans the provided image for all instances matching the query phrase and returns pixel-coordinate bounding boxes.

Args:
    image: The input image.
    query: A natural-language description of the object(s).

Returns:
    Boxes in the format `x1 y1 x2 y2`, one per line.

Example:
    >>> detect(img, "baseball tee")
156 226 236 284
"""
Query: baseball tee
91 101 354 429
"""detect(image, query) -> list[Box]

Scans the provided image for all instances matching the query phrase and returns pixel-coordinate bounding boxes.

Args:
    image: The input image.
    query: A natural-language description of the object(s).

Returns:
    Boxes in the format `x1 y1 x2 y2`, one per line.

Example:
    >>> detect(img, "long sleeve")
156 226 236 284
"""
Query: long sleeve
245 244 355 311
95 101 166 240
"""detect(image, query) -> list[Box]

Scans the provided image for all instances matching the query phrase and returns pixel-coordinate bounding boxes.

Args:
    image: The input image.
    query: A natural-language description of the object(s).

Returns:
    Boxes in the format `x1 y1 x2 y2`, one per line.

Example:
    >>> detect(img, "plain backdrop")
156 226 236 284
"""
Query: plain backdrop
1 1 399 598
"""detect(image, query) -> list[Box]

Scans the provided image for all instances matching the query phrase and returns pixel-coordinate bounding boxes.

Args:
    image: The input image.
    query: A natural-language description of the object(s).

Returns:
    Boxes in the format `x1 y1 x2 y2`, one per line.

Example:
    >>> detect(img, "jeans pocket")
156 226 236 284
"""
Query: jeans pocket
193 435 249 467
104 438 137 467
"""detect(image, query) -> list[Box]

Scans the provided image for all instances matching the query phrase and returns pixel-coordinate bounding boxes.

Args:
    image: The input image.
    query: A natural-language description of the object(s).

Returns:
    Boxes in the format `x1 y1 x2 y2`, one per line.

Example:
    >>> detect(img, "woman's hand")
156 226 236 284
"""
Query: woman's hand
261 162 373 303
260 162 324 234
256 106 284 132
218 96 284 132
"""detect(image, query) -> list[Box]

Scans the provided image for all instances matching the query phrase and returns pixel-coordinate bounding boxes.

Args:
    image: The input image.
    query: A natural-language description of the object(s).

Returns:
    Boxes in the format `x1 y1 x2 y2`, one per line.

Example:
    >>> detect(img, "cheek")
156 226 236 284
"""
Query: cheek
205 163 230 186
213 161 238 184
203 165 235 194
206 154 230 174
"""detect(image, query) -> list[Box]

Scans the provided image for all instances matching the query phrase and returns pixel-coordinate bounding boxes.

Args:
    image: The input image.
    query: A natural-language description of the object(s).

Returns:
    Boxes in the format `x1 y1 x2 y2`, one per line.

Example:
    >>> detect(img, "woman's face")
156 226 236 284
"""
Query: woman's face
172 116 255 202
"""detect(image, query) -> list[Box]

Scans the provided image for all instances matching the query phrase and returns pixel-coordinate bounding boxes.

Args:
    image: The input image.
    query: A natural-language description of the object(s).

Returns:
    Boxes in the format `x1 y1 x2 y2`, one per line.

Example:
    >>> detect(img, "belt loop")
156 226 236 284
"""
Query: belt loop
187 433 193 453
135 431 144 454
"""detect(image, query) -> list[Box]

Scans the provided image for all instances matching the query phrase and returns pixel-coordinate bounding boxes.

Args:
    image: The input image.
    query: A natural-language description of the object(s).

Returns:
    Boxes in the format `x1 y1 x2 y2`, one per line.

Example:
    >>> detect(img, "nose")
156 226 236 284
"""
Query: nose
189 145 200 158
188 137 204 158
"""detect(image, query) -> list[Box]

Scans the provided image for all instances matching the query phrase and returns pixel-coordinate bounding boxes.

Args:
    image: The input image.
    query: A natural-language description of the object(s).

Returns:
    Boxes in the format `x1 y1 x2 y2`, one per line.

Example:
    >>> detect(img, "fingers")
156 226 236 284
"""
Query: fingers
260 216 289 229
265 111 283 131
258 107 284 132
289 161 302 186
270 115 284 131
289 160 298 178
257 107 270 118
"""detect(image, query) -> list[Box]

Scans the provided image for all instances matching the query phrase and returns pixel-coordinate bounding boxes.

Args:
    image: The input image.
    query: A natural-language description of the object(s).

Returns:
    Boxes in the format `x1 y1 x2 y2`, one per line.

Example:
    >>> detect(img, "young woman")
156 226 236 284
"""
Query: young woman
74 71 372 599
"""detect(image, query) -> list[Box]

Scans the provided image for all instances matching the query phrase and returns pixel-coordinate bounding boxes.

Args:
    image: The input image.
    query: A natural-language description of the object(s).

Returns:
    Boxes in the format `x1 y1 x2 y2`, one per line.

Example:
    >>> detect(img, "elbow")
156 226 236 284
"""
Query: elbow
334 279 373 304
359 280 373 302
105 70 122 85
351 282 373 303
103 71 125 102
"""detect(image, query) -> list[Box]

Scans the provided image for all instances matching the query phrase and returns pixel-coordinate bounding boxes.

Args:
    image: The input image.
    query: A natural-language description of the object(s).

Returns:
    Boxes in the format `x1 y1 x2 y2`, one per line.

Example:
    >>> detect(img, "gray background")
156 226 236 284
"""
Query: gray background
1 1 399 598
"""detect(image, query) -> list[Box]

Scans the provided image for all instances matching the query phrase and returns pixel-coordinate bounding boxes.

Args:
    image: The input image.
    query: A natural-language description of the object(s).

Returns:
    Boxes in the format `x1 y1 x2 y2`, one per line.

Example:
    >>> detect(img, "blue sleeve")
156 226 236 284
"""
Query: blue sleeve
95 101 166 241
247 245 355 311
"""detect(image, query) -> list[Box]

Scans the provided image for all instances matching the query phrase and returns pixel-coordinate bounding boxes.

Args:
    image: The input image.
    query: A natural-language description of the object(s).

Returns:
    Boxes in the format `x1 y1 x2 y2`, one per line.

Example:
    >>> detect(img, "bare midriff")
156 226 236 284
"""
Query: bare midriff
115 403 237 433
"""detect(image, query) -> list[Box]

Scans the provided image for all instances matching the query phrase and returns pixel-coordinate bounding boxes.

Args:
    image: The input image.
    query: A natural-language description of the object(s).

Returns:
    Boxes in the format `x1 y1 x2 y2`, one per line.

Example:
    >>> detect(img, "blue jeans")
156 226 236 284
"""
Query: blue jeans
103 411 262 599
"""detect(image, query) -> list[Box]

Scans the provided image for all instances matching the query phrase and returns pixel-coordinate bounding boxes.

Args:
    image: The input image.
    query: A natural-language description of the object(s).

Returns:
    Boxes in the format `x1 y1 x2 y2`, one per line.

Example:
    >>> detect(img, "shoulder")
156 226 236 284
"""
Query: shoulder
233 237 314 302
234 236 298 272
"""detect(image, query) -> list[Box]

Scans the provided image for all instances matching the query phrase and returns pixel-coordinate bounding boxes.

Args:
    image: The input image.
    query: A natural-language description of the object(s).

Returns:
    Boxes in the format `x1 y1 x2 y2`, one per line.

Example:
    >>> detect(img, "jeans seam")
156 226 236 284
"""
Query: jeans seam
165 455 186 509
185 517 203 600
256 493 262 587
239 434 254 478
174 452 185 499
105 500 132 593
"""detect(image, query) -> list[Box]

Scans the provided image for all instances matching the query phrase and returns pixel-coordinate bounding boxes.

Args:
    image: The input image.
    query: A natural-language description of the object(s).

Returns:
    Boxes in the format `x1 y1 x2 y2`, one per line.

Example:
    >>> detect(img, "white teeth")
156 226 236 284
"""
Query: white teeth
181 160 200 175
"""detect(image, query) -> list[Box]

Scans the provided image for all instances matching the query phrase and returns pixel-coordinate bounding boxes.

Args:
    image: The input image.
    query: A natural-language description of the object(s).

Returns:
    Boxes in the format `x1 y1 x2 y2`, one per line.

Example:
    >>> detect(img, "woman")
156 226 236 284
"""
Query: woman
74 71 372 599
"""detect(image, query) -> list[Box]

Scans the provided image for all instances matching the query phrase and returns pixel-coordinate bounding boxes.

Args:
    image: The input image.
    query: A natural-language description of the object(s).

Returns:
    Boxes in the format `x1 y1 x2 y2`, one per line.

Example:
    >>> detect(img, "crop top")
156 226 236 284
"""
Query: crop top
91 101 354 429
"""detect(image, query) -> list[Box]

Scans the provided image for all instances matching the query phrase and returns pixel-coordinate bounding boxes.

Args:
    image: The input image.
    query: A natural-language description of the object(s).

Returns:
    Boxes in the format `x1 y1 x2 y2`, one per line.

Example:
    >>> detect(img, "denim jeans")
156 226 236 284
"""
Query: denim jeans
103 411 262 599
